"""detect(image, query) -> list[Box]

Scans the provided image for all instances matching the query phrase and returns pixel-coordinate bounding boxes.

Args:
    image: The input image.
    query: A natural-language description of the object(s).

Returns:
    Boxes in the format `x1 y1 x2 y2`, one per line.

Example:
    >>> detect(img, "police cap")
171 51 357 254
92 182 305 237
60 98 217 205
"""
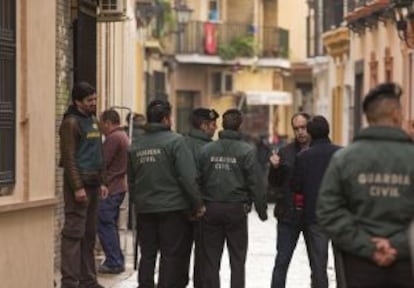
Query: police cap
192 108 219 121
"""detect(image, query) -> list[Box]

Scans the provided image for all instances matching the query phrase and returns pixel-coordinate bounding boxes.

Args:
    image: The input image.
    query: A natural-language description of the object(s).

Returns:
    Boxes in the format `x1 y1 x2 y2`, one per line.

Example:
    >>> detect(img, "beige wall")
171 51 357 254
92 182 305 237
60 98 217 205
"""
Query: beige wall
277 0 307 61
226 0 254 24
263 0 278 27
351 20 405 121
97 0 138 121
0 0 56 287
175 65 208 95
0 208 55 287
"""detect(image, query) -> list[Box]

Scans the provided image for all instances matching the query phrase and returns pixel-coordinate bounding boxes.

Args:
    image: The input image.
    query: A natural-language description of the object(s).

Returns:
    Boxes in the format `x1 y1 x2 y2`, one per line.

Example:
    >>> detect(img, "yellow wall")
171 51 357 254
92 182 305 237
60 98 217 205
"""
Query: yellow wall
0 0 56 286
235 69 274 91
277 0 307 61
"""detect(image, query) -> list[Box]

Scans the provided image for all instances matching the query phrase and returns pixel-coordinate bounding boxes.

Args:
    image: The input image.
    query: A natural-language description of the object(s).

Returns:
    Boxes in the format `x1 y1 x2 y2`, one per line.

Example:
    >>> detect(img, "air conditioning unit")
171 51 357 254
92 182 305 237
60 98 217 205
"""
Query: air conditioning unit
98 0 126 15
211 72 234 96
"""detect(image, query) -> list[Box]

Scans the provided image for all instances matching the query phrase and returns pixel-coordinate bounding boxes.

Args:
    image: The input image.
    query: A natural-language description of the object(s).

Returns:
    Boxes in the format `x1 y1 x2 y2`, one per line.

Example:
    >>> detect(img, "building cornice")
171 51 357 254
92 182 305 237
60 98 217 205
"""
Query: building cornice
322 27 350 60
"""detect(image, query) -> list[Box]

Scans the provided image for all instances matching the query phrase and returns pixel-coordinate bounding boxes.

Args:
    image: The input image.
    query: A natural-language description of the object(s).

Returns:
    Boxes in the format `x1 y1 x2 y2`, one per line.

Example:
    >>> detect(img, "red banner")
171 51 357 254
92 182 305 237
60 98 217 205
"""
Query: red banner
204 22 217 55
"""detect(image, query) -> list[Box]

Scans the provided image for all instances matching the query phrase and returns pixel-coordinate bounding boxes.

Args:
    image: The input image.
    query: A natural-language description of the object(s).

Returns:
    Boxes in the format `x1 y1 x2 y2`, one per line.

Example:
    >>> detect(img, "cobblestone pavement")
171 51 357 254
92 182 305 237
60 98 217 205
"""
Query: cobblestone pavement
95 204 337 288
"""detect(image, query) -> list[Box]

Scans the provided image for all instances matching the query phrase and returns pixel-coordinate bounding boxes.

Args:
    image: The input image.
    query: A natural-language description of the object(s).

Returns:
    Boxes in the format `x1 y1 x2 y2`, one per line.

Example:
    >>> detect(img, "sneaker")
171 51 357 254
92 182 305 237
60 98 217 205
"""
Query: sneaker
98 264 125 274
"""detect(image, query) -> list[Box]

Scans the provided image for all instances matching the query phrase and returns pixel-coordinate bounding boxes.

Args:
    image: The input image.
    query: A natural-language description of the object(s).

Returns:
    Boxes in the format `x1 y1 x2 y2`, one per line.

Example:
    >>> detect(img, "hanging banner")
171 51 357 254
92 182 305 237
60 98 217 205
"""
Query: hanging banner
204 22 217 55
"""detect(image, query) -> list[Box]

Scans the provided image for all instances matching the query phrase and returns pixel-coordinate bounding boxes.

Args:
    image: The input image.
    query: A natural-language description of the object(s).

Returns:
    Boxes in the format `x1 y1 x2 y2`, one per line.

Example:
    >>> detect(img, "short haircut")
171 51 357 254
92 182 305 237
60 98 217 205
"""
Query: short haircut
291 112 311 127
126 112 145 123
222 109 243 130
72 82 96 102
146 100 172 123
362 83 402 123
101 109 120 125
307 115 330 140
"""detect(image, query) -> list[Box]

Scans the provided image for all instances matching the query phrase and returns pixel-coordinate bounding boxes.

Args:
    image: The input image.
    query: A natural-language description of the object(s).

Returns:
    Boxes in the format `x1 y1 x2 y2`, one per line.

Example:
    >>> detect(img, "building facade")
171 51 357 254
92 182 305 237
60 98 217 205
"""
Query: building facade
158 0 293 139
307 0 352 145
345 0 414 132
0 0 57 287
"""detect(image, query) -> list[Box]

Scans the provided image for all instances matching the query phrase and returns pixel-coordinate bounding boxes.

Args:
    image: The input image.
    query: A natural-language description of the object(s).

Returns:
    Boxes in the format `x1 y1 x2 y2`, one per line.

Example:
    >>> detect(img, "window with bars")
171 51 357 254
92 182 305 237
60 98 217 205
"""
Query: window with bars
0 0 16 194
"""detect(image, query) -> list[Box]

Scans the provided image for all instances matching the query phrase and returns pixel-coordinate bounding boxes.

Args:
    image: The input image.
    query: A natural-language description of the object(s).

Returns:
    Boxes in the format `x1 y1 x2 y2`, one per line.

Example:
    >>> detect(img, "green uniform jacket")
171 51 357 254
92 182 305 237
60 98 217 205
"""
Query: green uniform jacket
128 123 203 213
198 130 267 220
184 129 212 165
317 126 414 260
60 105 104 191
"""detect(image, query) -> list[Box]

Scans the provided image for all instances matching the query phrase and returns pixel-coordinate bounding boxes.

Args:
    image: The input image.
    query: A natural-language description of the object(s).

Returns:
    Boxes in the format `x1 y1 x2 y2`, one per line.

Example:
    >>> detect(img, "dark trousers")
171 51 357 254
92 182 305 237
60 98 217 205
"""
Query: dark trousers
200 202 248 288
98 191 126 268
61 181 99 288
137 211 193 288
192 221 203 288
343 252 414 288
271 219 329 288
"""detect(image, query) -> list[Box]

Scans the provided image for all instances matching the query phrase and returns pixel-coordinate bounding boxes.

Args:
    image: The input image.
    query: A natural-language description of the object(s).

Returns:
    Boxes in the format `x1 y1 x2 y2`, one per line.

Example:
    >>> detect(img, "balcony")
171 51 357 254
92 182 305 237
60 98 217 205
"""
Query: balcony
175 21 289 60
346 0 392 32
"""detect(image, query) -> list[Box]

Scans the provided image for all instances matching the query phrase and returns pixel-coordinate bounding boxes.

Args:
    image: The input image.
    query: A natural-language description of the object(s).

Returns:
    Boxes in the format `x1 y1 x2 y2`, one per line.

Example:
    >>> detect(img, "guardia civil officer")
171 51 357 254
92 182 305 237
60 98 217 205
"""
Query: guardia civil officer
198 109 268 288
317 83 414 287
128 100 206 288
184 107 219 288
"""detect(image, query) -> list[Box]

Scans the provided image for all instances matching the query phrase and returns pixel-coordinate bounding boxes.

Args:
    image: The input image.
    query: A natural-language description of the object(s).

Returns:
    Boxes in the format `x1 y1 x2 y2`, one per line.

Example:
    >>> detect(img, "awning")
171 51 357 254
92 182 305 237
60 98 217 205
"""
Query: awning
245 90 292 106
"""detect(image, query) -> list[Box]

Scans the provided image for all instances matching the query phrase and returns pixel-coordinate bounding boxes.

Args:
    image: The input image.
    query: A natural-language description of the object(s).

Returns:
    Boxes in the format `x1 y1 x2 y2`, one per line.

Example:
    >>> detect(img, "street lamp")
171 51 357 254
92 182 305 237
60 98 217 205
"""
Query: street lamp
175 2 193 29
393 0 414 48
135 0 162 28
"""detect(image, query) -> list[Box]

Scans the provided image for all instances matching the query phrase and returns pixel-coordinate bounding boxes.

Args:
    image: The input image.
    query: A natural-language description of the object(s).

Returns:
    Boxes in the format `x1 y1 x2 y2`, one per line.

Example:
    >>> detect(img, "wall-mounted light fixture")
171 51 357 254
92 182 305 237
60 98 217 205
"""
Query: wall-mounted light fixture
392 0 414 48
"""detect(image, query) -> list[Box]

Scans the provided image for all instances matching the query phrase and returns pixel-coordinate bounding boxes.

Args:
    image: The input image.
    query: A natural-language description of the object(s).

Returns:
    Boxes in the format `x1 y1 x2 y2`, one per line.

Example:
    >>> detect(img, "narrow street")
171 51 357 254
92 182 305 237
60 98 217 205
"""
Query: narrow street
99 204 337 288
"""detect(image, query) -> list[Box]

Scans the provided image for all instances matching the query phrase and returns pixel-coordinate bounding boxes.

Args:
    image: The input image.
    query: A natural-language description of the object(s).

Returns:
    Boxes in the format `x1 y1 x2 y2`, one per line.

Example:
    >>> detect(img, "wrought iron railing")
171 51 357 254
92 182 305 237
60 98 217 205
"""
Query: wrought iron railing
176 21 289 59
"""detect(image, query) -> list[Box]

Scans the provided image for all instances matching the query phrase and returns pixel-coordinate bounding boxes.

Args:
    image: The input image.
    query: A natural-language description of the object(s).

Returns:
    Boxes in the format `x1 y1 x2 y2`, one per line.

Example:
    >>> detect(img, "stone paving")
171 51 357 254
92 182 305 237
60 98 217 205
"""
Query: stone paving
94 204 337 288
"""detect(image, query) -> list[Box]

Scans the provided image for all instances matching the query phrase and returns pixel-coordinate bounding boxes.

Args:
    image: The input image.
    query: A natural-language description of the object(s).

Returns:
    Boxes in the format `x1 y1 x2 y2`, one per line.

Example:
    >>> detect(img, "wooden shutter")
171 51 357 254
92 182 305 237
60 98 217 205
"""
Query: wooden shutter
0 0 16 187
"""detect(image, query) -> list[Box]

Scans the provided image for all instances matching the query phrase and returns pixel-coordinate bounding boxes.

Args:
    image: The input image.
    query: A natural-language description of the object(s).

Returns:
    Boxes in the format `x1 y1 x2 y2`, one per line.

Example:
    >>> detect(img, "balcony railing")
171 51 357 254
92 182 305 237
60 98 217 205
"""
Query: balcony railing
347 0 390 13
346 0 391 31
348 0 370 12
176 21 289 59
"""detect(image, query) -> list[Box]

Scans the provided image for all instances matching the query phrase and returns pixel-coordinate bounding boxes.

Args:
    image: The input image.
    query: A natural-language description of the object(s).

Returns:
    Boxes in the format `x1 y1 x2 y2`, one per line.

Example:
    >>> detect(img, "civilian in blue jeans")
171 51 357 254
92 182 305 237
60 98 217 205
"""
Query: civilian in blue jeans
268 112 312 288
98 109 130 274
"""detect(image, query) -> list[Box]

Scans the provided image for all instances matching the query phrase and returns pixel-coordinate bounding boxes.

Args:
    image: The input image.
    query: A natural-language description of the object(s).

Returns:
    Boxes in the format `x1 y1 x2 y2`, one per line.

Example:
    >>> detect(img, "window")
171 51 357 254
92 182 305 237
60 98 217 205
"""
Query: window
211 72 233 96
154 71 167 101
323 0 344 32
211 72 222 95
176 91 196 135
0 0 16 193
208 0 220 22
369 52 378 88
145 71 167 105
384 47 393 82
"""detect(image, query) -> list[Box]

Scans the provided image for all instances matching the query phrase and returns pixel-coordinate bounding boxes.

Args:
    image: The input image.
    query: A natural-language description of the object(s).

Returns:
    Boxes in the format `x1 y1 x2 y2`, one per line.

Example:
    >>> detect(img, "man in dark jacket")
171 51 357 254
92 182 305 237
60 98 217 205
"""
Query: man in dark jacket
292 115 341 288
128 100 205 288
59 82 108 288
268 112 311 288
317 83 414 288
198 109 268 288
184 107 219 288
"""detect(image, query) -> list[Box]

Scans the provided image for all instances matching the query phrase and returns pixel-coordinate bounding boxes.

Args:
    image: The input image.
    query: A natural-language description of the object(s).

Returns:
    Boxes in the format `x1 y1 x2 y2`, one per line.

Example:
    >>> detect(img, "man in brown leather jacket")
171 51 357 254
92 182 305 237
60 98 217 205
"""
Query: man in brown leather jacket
59 82 108 288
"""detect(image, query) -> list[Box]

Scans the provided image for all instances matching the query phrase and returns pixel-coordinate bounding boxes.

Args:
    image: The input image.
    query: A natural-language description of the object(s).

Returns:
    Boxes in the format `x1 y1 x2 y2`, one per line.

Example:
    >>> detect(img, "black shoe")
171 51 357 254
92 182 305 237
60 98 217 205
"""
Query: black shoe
98 264 125 274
